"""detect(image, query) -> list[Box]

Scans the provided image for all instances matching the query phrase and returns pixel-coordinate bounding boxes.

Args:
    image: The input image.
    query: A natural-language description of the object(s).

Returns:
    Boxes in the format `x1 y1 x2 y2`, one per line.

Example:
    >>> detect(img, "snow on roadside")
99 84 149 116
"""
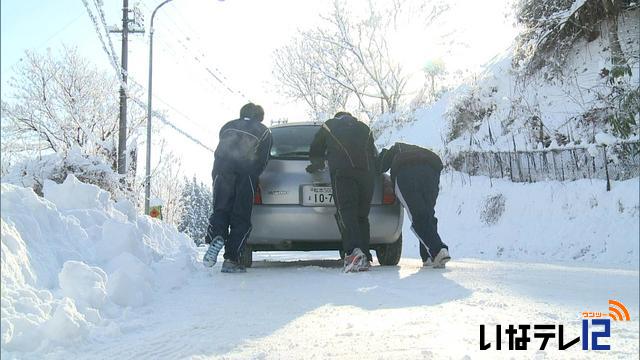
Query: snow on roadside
0 175 197 355
401 173 640 267
1 146 123 197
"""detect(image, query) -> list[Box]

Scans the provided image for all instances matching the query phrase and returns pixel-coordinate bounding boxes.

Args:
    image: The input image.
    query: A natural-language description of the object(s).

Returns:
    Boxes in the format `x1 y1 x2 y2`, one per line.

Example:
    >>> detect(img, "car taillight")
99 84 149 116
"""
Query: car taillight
382 174 395 205
254 183 262 205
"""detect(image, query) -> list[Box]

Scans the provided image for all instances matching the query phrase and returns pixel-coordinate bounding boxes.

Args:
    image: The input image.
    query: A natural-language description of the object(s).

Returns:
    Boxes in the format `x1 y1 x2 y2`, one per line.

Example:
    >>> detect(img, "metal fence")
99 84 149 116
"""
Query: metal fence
450 141 640 190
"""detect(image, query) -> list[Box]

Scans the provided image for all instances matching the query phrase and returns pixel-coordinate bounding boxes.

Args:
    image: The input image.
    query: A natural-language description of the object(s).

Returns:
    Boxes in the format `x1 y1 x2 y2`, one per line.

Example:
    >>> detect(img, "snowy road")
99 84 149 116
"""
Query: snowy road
44 253 639 360
4 177 637 359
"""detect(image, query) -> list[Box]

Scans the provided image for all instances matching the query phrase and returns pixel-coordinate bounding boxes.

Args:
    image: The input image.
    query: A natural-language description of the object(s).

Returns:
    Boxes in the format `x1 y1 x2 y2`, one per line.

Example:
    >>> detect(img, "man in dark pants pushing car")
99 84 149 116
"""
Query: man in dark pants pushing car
306 112 378 273
378 142 450 268
203 103 272 273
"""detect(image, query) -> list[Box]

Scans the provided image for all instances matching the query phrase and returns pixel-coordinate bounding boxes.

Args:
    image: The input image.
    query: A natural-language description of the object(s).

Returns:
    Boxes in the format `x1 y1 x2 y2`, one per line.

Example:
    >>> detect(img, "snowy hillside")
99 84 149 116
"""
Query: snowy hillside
380 6 639 154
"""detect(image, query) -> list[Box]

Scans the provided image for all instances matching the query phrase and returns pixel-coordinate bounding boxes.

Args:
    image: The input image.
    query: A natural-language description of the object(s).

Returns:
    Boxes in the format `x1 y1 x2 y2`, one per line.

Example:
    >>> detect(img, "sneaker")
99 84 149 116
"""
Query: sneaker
343 248 366 273
422 258 434 268
203 236 224 267
221 259 246 273
433 248 451 269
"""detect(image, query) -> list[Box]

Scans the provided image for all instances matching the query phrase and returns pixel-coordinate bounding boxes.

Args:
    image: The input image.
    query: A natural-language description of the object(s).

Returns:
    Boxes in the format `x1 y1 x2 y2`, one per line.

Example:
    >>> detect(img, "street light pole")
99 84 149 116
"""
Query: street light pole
145 0 176 214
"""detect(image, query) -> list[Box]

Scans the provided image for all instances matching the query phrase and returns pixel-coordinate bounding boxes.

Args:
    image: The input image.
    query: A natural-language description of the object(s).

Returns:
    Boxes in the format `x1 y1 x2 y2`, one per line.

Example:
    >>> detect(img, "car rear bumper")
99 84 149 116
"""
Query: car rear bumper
249 203 403 248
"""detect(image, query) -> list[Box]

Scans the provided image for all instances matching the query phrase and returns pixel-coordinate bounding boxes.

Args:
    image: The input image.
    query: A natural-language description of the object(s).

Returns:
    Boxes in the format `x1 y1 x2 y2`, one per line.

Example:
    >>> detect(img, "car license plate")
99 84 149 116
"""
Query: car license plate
302 186 334 206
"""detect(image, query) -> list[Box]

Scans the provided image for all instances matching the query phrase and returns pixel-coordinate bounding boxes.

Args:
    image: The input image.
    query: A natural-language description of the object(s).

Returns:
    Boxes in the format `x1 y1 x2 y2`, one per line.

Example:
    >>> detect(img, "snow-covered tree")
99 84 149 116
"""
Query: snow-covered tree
0 46 145 171
411 59 447 108
273 0 448 122
178 176 212 243
514 0 636 74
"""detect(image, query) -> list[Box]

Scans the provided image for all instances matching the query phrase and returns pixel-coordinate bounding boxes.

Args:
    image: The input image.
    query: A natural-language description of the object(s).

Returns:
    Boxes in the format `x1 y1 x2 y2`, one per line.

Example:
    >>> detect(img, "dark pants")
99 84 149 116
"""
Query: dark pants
331 168 374 256
206 171 257 262
395 164 447 262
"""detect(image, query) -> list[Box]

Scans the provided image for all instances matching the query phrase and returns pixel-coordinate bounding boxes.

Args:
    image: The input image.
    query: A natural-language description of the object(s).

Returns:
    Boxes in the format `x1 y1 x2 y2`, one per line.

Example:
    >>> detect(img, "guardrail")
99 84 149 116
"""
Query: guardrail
450 140 639 191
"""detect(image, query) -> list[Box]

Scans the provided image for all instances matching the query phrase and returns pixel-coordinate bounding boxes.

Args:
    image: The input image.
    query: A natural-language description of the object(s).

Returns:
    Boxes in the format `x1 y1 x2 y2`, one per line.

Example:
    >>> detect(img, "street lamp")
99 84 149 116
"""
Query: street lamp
145 0 176 214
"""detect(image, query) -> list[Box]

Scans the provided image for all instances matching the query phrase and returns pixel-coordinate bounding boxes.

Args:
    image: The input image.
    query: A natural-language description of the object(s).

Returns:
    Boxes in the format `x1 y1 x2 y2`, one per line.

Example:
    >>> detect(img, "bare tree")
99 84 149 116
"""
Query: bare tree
148 140 185 226
412 58 446 107
273 34 351 121
273 0 448 121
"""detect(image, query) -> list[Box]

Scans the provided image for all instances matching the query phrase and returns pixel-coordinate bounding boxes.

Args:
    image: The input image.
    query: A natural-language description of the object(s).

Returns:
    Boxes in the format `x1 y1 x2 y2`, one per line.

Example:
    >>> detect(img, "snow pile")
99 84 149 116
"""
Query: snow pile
1 146 123 198
402 173 640 267
0 175 197 355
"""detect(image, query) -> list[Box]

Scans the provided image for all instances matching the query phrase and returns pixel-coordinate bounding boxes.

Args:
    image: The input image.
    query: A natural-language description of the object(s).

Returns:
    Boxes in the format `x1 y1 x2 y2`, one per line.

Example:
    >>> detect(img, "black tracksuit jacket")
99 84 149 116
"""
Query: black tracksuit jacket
308 114 377 256
207 117 272 261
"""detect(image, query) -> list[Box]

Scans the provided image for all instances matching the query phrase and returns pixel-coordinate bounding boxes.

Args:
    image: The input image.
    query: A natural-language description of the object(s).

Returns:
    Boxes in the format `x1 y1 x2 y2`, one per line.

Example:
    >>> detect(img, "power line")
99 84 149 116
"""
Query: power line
151 35 226 96
82 0 214 154
129 97 214 152
145 2 250 100
38 13 85 50
93 0 123 77
81 0 122 78
132 78 217 135
130 32 226 132
4 12 84 74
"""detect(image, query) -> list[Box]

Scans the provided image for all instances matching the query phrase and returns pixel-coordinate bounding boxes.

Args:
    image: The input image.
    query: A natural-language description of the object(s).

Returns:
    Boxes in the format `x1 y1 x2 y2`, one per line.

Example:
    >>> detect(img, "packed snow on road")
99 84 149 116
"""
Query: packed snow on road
1 173 638 359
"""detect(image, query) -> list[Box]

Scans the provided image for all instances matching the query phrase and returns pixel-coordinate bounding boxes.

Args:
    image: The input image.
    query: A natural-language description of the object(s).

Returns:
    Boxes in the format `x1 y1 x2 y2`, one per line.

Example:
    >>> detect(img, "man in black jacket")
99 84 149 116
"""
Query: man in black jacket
306 112 378 272
378 142 450 268
204 103 272 273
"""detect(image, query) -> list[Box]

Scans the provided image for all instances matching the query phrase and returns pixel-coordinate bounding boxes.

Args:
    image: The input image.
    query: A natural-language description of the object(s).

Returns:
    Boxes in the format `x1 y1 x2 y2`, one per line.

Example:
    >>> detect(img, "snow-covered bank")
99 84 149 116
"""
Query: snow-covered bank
1 175 197 355
404 173 639 268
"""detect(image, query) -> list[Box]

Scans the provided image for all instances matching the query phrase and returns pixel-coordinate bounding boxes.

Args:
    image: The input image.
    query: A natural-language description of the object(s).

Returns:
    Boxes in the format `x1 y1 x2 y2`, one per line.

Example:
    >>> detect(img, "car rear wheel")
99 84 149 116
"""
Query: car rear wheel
376 235 402 266
240 246 253 268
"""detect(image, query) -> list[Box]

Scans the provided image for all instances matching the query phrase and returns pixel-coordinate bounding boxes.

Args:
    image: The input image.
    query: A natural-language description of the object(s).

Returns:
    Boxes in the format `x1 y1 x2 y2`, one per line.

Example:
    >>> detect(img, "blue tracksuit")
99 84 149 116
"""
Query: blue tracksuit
207 117 272 261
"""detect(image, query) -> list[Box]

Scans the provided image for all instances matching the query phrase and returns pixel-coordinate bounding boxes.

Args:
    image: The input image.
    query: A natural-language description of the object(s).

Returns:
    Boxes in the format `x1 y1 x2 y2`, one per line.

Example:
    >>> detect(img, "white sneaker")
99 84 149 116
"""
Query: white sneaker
433 248 450 269
343 248 366 273
422 258 434 268
203 236 224 267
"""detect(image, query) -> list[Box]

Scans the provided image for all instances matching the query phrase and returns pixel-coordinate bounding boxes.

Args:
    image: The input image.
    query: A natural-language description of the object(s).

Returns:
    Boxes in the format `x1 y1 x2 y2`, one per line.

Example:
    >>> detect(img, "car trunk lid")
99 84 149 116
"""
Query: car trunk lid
258 159 383 205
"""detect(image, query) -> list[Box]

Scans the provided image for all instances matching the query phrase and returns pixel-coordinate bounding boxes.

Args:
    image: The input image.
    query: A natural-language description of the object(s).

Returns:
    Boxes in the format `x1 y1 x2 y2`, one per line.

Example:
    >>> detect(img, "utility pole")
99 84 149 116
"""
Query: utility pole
110 0 144 175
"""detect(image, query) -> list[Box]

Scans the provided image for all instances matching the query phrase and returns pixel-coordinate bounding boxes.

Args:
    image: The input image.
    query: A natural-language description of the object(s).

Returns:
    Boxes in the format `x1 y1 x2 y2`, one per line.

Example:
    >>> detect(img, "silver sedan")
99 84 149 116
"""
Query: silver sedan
245 122 404 266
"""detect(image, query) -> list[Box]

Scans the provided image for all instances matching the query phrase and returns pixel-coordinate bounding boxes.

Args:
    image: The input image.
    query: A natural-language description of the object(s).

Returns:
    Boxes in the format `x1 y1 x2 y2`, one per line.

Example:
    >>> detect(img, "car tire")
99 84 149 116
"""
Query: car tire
240 246 253 268
376 235 402 266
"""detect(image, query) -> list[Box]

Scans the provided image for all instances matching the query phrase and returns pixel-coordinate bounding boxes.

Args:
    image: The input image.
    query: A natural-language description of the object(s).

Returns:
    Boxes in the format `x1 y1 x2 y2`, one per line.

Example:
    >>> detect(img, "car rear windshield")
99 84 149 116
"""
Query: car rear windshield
270 125 320 159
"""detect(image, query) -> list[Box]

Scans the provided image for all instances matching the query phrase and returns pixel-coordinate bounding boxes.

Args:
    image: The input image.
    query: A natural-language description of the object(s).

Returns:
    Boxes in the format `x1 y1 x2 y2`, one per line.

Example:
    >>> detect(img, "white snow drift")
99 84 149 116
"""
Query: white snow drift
0 175 197 354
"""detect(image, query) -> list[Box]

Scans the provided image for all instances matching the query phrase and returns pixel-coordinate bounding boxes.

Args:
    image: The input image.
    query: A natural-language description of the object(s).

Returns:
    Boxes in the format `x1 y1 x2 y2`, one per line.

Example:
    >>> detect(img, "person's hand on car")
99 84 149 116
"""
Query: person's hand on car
306 164 323 173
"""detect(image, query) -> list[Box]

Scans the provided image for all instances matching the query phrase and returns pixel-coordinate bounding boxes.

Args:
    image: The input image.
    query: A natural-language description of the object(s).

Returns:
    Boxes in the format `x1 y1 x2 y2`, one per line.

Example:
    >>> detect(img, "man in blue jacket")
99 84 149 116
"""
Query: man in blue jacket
204 103 272 273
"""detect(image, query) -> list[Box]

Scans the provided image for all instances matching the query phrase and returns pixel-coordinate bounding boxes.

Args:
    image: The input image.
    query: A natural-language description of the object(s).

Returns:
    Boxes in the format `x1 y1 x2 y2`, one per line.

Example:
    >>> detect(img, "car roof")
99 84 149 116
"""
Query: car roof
269 121 322 129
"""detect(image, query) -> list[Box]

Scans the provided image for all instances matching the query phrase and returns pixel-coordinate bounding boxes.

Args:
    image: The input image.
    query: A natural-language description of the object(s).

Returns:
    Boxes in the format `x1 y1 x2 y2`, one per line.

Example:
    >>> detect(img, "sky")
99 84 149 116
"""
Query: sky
1 0 517 185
